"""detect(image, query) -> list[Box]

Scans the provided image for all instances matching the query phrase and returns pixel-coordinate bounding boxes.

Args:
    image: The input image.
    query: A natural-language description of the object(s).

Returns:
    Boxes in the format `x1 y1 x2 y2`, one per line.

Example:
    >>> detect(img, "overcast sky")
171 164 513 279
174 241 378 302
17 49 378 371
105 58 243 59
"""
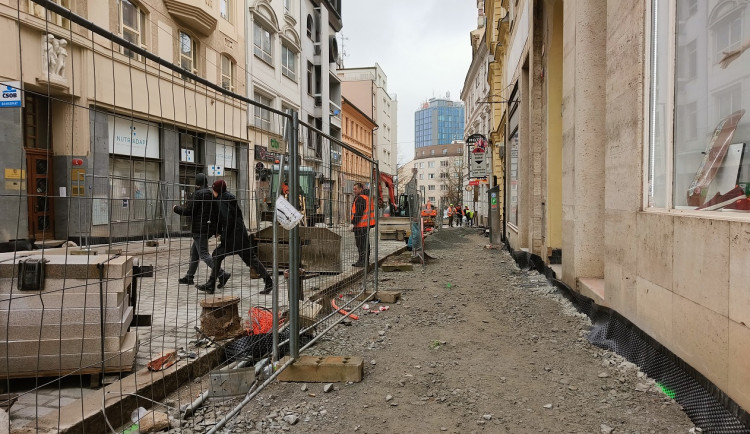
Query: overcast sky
340 1 478 165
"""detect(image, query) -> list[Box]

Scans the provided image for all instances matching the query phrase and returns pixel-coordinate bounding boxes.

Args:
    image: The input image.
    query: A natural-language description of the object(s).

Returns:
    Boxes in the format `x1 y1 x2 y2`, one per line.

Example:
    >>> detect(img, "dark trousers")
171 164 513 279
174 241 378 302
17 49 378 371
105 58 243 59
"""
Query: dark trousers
211 243 271 283
448 216 453 227
354 227 370 263
186 233 220 278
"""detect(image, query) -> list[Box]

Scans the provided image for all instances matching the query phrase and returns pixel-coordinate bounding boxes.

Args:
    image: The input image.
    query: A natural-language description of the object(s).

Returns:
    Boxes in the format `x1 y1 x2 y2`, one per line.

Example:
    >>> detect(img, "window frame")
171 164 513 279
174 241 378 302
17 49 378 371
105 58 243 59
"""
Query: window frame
220 54 234 91
253 20 273 65
117 0 147 59
178 30 198 79
253 93 273 131
220 0 231 22
281 43 297 82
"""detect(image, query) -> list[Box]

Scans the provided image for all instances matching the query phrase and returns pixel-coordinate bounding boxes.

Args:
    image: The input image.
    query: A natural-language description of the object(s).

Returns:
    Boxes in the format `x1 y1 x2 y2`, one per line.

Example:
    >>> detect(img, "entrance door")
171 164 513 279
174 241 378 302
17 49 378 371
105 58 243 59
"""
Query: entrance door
23 94 54 240
25 149 55 240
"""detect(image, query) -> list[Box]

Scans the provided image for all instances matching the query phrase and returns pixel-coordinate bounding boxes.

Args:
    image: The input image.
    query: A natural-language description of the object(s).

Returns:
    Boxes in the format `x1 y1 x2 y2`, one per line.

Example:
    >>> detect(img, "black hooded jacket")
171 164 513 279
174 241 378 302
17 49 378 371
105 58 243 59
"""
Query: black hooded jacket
173 174 217 235
214 190 251 252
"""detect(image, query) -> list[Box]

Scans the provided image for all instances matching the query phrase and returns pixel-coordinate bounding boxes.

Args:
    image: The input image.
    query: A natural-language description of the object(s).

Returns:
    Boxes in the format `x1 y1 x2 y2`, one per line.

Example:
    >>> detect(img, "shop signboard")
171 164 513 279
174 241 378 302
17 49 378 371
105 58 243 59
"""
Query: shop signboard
467 133 489 179
0 82 21 107
108 116 160 159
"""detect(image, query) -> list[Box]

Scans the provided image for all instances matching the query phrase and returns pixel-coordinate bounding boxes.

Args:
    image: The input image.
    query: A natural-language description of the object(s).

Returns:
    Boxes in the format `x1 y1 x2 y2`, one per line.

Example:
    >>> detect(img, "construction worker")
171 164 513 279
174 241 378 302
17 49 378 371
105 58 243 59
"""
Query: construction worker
351 182 375 267
455 204 464 227
465 206 473 227
447 204 454 227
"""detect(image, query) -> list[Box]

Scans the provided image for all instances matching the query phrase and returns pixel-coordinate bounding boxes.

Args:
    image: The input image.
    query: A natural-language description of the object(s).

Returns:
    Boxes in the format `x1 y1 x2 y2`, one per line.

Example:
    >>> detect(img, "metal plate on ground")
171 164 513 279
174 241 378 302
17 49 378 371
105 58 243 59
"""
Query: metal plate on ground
209 367 255 398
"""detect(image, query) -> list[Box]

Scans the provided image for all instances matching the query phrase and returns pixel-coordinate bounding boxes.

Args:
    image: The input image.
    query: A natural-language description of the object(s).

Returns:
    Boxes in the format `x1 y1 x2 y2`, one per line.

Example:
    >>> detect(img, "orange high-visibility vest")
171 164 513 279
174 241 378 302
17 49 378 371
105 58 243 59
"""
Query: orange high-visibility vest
447 208 453 216
351 194 375 228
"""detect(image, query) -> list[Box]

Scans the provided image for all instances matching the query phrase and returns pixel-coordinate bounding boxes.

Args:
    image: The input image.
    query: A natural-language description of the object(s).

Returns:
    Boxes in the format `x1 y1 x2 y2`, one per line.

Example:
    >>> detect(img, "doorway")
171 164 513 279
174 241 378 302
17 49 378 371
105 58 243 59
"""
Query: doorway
23 94 55 240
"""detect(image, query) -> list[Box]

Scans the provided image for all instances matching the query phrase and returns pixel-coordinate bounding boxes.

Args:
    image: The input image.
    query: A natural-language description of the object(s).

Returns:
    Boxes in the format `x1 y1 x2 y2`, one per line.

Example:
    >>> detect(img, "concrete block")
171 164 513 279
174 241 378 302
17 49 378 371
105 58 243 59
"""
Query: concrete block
376 290 401 304
0 254 133 280
673 216 729 316
635 277 672 344
728 321 750 412
0 276 132 295
672 294 728 391
276 355 363 383
729 221 750 326
636 212 673 291
0 290 126 310
381 262 413 272
3 306 132 341
0 296 127 326
0 333 126 357
0 332 138 376
355 291 375 302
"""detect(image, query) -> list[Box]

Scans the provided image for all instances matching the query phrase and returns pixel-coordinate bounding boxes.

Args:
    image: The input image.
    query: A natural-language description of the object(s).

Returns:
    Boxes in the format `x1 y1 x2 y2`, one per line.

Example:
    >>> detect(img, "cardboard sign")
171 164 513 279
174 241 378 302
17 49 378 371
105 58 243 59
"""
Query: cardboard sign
275 196 304 230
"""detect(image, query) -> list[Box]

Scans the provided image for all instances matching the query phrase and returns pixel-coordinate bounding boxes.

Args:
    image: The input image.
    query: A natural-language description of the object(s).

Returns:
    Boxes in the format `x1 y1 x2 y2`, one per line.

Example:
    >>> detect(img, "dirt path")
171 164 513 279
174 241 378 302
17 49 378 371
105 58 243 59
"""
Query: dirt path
180 227 696 433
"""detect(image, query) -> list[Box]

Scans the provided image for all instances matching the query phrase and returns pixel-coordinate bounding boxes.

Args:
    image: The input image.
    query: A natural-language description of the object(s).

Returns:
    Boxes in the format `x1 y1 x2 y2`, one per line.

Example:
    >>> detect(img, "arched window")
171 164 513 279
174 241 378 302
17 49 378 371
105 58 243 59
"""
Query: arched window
179 31 197 78
306 15 314 39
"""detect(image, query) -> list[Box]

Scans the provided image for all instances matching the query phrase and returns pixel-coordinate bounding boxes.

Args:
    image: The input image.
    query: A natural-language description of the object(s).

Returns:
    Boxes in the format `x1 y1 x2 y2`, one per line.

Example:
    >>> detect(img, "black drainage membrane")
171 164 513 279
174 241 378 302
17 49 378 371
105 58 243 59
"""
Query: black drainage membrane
510 247 750 433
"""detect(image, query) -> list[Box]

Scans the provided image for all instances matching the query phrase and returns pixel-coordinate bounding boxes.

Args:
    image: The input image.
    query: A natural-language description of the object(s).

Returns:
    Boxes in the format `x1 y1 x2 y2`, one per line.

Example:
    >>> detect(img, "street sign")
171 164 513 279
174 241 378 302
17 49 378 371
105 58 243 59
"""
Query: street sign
470 151 487 178
1 82 21 108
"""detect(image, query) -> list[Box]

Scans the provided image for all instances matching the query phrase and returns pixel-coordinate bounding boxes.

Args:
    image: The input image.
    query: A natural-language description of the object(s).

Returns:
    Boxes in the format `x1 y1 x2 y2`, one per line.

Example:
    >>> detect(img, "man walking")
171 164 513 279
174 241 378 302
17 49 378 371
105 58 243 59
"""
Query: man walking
351 182 375 267
447 205 454 227
198 180 274 294
173 173 226 286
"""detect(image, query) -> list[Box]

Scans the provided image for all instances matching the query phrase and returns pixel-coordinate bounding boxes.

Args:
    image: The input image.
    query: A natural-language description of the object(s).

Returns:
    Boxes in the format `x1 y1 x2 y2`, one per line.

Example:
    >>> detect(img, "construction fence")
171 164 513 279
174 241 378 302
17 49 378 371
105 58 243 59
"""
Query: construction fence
0 1 397 432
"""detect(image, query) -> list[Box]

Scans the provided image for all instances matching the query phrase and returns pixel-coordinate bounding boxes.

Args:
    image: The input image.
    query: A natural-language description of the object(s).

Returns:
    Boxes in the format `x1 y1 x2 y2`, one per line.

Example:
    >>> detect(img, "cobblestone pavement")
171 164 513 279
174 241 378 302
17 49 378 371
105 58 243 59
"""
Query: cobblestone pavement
7 224 406 431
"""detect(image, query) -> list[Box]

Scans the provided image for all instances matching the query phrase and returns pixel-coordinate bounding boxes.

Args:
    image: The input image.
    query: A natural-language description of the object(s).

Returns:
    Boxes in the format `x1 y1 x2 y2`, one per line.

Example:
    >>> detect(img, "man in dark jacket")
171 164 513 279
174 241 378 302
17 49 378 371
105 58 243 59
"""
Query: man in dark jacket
173 173 227 286
198 179 274 294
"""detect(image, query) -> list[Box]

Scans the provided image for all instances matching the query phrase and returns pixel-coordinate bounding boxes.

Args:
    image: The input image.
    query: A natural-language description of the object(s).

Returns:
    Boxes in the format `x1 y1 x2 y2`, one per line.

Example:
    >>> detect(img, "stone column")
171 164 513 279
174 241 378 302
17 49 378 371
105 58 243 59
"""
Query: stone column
561 0 607 285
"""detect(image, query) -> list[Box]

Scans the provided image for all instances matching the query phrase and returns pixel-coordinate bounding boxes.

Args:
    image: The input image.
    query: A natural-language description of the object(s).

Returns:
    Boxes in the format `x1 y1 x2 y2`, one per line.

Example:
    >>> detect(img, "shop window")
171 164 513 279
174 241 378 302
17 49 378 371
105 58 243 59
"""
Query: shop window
649 0 750 210
110 157 160 222
253 21 272 65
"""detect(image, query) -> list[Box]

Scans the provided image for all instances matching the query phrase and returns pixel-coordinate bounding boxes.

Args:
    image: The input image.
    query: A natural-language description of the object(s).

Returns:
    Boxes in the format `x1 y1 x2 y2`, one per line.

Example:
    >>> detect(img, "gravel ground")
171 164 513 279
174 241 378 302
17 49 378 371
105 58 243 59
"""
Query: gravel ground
166 227 698 434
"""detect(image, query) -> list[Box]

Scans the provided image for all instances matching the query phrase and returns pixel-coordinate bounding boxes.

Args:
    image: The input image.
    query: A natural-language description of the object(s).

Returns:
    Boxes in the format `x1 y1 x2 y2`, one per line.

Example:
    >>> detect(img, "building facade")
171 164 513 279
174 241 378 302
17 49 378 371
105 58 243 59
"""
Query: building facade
492 0 750 416
340 96 375 211
338 63 398 177
297 0 343 205
0 0 248 244
414 97 465 149
461 3 493 229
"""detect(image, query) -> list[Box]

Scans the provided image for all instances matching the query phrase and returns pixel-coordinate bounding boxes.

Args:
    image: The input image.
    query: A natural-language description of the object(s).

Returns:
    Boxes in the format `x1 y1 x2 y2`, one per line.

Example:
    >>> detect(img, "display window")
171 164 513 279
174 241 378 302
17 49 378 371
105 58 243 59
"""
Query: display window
648 0 750 212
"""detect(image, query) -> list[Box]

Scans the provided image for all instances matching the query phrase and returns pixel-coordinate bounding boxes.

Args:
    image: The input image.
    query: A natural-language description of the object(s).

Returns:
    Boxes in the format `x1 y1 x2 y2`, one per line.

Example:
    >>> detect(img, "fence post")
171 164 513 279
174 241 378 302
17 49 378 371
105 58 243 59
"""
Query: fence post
373 161 379 292
289 110 300 360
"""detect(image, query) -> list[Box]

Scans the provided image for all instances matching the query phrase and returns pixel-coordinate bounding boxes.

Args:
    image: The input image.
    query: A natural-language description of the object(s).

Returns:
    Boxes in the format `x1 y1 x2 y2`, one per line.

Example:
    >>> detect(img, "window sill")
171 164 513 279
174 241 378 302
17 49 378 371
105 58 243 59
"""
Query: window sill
642 207 750 223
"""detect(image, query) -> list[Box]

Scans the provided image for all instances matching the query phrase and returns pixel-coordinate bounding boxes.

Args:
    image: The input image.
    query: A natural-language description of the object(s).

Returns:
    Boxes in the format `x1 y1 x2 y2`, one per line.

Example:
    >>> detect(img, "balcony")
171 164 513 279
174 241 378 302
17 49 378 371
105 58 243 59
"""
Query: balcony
163 0 217 37
329 100 341 129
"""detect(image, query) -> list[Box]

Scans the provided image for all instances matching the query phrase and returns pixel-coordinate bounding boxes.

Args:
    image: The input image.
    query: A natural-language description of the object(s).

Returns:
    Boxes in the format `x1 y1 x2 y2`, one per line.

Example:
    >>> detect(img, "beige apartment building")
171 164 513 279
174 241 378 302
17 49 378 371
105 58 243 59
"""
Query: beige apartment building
0 0 248 244
338 63 398 177
489 0 750 419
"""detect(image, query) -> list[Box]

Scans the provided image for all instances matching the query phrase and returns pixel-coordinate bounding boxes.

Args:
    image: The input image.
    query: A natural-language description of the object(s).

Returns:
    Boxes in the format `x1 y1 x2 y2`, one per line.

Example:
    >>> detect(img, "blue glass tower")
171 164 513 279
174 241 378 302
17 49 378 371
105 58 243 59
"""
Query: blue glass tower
414 98 465 149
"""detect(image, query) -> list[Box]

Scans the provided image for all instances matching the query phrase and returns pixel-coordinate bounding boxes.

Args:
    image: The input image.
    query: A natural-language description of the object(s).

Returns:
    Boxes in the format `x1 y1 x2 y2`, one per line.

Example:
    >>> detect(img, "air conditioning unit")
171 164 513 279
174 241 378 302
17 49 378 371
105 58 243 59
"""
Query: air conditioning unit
314 43 321 56
314 95 322 107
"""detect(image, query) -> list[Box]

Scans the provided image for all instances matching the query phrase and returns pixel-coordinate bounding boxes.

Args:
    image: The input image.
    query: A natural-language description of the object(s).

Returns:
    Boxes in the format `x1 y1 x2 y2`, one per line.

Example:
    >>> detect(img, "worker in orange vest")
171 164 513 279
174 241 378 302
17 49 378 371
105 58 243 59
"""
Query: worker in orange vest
351 182 375 267
447 204 454 227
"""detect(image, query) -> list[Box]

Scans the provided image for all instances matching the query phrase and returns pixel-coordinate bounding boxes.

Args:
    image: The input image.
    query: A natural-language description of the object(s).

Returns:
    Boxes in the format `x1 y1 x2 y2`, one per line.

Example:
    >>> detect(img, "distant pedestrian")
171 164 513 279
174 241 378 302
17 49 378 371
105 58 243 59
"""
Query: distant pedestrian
465 206 473 227
198 180 273 294
447 204 454 227
351 182 375 267
172 173 225 286
455 205 464 227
